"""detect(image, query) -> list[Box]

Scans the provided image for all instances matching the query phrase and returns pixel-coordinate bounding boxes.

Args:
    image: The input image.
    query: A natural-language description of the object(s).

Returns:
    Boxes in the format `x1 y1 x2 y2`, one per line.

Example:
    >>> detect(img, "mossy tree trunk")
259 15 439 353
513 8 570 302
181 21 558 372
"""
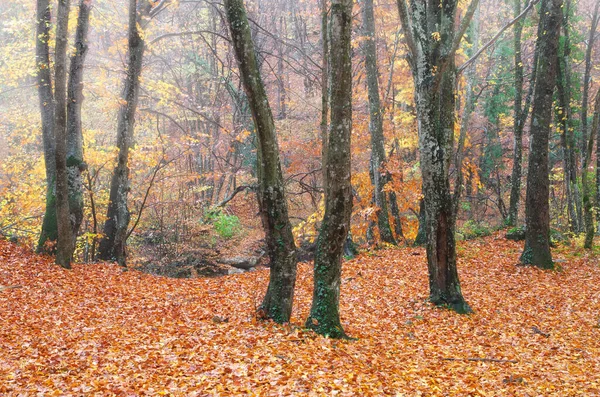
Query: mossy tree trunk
582 1 600 229
360 0 395 245
98 0 151 266
396 0 477 313
305 0 353 339
54 0 74 269
520 0 562 269
66 0 93 242
36 0 57 254
224 0 298 323
583 91 600 248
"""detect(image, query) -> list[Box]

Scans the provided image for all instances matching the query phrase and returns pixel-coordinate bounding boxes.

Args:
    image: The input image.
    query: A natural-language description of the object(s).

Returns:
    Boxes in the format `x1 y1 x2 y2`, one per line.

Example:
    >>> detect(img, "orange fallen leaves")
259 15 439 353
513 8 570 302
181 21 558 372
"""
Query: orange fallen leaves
1 235 600 395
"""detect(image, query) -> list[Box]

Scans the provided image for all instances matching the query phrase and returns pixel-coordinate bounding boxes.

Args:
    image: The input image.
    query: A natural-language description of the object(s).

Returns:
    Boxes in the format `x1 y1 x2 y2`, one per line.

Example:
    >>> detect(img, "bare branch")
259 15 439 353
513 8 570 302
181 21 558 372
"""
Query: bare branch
395 0 417 58
458 0 539 74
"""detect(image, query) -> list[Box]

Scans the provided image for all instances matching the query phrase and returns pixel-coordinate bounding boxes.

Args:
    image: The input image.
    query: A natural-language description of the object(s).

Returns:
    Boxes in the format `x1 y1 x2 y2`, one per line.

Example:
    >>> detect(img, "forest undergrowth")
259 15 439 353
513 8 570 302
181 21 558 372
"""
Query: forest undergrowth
1 234 599 396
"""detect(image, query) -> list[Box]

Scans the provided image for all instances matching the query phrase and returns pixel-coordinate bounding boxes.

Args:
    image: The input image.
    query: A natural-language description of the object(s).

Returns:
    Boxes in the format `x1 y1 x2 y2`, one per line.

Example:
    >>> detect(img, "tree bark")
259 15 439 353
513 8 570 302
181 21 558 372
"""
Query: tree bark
320 0 329 188
507 0 530 227
36 0 58 254
583 91 599 248
306 0 353 338
582 1 600 228
360 0 396 245
396 0 476 313
556 0 580 233
54 0 73 269
98 0 150 265
66 0 92 242
520 0 562 269
224 0 298 323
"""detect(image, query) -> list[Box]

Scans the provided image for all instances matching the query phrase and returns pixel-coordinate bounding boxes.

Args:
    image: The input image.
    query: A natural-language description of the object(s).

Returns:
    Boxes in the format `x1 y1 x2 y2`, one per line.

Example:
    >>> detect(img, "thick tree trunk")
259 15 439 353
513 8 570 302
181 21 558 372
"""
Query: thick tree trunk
54 0 73 268
98 0 148 265
306 0 353 338
360 0 395 245
583 91 599 248
396 0 475 313
36 0 58 254
66 0 92 242
520 0 562 269
224 0 298 323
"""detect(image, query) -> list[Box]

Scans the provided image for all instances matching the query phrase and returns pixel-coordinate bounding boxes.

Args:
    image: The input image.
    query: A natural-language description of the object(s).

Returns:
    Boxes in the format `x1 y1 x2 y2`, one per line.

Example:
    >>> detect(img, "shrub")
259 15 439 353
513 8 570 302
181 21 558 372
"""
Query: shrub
207 210 242 239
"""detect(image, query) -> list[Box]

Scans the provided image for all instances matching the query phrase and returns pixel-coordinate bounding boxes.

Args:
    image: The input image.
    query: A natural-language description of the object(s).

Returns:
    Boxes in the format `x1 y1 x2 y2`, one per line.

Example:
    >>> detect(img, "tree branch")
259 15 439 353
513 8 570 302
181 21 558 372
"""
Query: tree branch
458 0 539 74
395 0 417 58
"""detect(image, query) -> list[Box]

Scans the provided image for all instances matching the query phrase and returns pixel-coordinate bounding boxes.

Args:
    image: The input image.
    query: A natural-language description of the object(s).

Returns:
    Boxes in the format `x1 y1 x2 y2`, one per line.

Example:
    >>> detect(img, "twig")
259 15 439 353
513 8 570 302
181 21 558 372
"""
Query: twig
0 285 23 292
442 357 518 364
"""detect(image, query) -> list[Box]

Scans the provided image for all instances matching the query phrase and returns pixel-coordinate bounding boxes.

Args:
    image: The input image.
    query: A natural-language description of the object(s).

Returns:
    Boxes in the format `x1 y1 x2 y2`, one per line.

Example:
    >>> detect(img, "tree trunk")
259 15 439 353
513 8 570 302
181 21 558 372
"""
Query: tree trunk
508 0 526 227
583 91 599 248
320 0 329 188
556 0 580 233
520 0 562 269
306 0 353 338
396 0 476 313
360 0 395 245
224 0 298 323
582 1 600 228
66 0 92 243
36 0 58 254
98 0 149 265
54 0 73 269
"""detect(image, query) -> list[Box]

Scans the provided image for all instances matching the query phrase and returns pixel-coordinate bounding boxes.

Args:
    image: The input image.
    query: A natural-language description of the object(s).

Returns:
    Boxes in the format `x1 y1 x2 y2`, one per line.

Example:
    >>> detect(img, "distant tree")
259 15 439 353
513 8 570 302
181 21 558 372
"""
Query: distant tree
520 0 563 268
359 0 396 245
224 0 298 323
305 0 354 338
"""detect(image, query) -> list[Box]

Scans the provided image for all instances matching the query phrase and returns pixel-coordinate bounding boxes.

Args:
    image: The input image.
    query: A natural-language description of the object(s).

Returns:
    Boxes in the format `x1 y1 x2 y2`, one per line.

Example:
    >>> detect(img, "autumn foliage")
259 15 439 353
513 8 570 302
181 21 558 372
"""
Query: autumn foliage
1 235 599 395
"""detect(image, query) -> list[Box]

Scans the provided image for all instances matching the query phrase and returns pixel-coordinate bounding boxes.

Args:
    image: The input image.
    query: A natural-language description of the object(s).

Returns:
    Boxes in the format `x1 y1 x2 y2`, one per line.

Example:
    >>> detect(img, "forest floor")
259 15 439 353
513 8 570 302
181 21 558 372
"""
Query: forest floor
1 234 600 396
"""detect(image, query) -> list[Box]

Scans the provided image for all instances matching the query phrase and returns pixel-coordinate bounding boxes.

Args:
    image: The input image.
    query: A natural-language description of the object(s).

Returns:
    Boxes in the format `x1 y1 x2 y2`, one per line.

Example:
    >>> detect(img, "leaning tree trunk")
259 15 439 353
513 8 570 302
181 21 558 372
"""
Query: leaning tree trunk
306 0 353 339
54 0 73 269
66 0 93 242
520 0 562 269
396 0 476 313
360 0 395 245
36 0 58 254
583 91 599 248
224 0 298 323
98 0 148 265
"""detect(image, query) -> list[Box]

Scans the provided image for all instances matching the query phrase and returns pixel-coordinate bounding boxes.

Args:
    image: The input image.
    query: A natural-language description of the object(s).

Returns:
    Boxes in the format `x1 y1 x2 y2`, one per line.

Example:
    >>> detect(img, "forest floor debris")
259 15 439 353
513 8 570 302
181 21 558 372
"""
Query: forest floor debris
1 234 600 395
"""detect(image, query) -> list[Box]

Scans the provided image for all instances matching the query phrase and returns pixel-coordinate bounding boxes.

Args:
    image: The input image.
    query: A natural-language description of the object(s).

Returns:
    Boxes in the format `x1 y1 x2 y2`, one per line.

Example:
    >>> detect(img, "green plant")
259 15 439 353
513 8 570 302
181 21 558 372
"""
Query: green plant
207 210 242 239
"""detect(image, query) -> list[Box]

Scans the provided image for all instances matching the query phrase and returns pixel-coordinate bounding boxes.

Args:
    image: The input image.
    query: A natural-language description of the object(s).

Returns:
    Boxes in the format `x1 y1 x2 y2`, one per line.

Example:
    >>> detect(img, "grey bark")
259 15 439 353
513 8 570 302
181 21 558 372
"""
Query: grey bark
36 0 57 254
583 91 599 248
582 1 600 228
396 0 476 313
98 0 150 265
520 0 562 269
507 0 531 227
321 0 329 187
54 0 73 268
224 0 298 323
306 0 353 338
360 0 396 244
556 0 580 233
66 0 93 241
